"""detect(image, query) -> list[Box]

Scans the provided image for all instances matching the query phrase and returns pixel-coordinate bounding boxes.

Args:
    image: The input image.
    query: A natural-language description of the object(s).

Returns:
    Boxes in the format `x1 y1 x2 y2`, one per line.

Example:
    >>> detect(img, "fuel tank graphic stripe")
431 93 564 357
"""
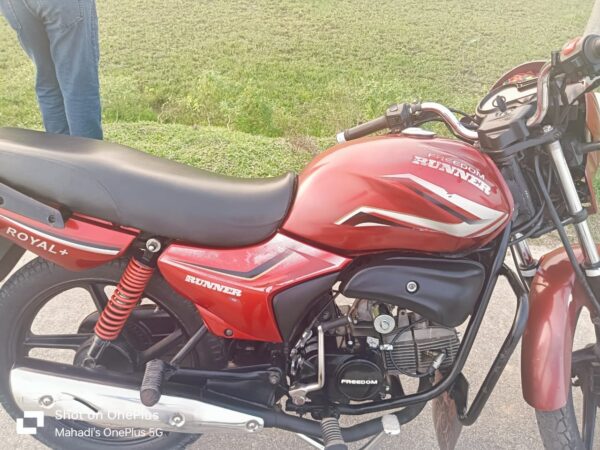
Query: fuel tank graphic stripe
384 174 503 220
338 212 409 228
404 185 477 224
0 214 121 255
335 174 508 237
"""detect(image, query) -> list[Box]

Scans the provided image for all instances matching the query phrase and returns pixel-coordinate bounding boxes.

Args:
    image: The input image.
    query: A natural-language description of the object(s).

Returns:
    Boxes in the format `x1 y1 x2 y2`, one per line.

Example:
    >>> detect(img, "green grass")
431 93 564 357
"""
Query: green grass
0 0 595 172
105 122 329 177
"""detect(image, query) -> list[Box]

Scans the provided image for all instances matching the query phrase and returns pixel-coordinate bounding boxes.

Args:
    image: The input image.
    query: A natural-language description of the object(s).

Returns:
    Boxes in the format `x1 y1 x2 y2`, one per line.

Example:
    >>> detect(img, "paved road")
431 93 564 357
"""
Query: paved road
0 246 596 449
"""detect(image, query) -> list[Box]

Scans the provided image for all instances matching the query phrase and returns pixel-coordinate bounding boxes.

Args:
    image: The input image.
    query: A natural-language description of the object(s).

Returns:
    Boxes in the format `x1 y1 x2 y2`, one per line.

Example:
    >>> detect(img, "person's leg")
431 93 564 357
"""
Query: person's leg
0 0 69 134
42 0 102 139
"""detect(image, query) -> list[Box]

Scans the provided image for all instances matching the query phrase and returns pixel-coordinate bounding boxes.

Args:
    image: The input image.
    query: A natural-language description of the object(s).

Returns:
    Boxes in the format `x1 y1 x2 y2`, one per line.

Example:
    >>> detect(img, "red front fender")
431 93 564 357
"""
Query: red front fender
521 245 593 411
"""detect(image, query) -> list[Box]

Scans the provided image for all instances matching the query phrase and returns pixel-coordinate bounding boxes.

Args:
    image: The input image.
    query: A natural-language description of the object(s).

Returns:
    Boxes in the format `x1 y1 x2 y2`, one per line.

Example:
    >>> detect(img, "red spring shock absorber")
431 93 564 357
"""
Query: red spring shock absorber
94 258 155 341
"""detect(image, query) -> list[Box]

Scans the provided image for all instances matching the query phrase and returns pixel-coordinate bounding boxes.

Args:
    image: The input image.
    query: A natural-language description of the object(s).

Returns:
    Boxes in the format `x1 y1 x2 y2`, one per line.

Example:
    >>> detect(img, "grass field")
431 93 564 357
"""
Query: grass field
0 0 595 175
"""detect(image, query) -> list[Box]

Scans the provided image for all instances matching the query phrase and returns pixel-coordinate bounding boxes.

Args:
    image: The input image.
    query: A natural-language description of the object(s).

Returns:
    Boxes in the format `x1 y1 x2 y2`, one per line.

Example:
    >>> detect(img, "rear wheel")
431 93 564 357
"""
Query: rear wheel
0 257 227 450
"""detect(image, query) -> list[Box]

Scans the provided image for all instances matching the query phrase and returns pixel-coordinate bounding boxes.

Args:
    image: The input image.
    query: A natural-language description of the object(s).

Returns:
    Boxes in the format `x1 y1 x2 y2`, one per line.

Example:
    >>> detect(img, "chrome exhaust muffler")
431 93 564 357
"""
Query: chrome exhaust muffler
10 366 264 434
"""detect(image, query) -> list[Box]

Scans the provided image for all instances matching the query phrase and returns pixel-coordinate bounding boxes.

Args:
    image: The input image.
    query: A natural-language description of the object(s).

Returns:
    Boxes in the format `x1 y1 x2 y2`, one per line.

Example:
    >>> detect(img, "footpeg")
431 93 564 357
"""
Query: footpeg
321 417 347 450
140 359 167 407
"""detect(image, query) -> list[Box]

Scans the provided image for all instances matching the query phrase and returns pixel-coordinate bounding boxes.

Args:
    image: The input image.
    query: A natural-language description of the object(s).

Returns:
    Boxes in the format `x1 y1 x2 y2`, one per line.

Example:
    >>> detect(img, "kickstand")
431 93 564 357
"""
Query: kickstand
295 415 401 450
359 415 401 450
296 433 325 449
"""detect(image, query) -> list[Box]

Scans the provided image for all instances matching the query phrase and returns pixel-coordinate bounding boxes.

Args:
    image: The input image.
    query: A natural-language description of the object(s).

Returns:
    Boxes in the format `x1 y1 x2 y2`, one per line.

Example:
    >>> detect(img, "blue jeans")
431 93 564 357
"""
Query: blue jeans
0 0 102 139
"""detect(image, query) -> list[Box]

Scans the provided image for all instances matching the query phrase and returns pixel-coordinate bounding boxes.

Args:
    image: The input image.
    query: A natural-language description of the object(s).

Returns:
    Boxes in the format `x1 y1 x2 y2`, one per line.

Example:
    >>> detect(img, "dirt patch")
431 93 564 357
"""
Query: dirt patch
285 135 322 156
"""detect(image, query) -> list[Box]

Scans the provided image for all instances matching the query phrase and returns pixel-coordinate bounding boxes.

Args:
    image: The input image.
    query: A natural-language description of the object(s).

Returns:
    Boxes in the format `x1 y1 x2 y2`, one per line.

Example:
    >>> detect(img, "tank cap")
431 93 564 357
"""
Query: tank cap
401 127 436 138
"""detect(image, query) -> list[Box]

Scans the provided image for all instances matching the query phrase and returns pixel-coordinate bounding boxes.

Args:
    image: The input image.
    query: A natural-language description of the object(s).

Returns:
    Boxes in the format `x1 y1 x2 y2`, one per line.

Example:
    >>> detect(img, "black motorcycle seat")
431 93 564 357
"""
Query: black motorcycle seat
0 128 297 247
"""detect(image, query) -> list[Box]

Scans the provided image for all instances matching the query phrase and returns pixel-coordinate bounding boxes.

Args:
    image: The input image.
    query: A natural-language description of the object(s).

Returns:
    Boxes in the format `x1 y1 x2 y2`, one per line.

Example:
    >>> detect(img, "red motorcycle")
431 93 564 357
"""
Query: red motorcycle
1 27 600 450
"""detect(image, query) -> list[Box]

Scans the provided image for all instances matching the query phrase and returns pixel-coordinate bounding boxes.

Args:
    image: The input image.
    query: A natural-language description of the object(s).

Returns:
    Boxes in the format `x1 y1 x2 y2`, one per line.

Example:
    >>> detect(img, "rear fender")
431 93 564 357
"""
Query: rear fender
0 209 139 273
521 245 593 411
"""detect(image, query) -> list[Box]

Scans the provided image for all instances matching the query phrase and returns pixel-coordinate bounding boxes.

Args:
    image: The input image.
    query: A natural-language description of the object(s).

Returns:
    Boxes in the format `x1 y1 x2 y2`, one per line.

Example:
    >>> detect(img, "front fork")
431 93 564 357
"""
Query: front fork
512 234 537 283
512 132 600 286
519 131 600 413
545 133 600 275
83 238 163 368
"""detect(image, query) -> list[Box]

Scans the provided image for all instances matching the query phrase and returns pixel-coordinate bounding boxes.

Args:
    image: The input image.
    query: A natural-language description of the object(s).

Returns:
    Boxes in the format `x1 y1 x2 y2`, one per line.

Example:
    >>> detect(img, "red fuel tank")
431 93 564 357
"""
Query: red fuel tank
283 134 513 255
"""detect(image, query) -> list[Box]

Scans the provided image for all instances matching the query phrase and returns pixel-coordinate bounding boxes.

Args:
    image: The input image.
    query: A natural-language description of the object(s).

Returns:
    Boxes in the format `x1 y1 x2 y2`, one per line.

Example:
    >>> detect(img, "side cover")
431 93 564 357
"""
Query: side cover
340 256 485 327
157 234 350 343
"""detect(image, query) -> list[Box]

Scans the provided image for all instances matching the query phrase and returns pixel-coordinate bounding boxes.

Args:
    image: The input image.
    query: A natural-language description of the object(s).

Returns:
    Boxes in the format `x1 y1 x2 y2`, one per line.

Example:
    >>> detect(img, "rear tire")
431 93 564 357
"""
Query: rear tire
0 257 227 450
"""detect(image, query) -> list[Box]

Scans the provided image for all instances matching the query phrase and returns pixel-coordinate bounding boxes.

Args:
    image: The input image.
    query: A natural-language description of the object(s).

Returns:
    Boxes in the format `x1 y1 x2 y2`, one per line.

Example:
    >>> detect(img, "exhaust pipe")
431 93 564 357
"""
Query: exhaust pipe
10 366 264 434
9 359 429 443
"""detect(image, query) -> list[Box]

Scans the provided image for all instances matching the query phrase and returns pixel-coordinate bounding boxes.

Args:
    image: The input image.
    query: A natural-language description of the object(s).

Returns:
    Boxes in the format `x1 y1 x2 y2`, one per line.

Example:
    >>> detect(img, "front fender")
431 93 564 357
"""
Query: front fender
521 245 593 411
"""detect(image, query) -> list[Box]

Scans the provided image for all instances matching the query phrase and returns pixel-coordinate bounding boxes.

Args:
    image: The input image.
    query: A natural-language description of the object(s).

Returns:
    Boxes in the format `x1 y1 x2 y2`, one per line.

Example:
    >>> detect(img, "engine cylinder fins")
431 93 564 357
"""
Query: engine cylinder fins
383 326 460 376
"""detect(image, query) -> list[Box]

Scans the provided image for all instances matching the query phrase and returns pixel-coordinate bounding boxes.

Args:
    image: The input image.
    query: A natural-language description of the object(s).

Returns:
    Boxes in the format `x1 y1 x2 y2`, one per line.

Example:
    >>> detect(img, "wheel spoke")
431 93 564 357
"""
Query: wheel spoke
24 333 92 350
85 283 110 312
139 329 184 364
8 267 195 446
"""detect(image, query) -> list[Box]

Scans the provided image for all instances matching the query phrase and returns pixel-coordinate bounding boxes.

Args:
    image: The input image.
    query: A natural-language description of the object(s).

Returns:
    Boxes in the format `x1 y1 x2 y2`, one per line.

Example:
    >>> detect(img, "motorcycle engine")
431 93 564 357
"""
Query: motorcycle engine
290 300 460 404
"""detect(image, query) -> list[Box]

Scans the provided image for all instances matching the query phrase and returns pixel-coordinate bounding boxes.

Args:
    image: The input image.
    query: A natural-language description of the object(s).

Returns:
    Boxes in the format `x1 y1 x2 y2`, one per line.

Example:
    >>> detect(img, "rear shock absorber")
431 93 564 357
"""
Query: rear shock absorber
95 258 154 340
83 238 162 367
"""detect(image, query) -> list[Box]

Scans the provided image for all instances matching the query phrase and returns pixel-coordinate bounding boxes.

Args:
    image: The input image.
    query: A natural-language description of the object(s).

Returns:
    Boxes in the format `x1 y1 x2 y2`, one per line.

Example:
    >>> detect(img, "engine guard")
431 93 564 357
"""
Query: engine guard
521 245 596 411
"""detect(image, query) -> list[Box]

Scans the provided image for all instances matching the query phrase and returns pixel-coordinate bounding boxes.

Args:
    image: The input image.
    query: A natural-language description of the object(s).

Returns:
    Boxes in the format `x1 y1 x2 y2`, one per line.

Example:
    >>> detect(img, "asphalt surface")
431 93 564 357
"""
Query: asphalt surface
0 246 597 449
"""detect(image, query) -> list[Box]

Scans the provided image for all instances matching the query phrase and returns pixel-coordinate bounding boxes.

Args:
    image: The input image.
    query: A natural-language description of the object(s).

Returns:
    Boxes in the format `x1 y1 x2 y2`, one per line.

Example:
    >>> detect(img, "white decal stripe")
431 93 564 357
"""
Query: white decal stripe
335 208 370 226
471 214 508 237
383 173 502 221
0 214 120 256
337 206 506 238
354 222 390 228
335 173 508 237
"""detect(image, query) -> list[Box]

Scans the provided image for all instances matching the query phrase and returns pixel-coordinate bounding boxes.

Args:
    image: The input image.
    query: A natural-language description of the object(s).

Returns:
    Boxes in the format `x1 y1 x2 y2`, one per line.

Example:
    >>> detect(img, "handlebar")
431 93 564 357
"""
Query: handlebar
336 103 413 143
336 115 388 143
336 36 600 144
526 63 552 128
583 34 600 64
336 102 478 143
529 34 600 127
417 103 479 141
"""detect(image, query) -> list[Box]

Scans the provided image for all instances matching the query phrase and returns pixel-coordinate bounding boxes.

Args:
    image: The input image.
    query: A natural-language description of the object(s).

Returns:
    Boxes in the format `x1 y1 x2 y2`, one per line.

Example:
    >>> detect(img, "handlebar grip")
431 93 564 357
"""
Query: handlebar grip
584 34 600 65
337 115 388 143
